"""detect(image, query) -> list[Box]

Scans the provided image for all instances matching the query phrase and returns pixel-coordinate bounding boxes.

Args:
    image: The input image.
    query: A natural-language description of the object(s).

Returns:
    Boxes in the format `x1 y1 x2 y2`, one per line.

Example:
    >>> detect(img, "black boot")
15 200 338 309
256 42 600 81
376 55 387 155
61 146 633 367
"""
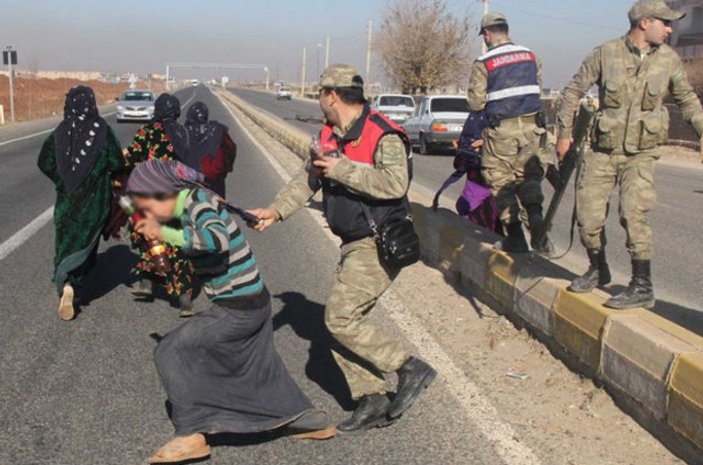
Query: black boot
178 292 195 318
388 357 437 419
527 208 554 258
604 259 655 309
337 394 392 433
568 248 611 293
499 222 529 253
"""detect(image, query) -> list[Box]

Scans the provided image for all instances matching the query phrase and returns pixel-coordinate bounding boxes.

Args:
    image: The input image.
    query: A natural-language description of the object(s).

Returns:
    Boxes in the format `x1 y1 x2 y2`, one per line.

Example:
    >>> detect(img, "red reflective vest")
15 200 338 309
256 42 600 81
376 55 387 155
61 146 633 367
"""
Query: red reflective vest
318 107 411 243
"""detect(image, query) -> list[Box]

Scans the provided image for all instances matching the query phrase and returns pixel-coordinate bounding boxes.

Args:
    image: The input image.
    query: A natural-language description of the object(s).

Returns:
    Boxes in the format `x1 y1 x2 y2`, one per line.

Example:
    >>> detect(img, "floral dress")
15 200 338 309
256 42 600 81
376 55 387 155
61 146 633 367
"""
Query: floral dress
125 122 194 297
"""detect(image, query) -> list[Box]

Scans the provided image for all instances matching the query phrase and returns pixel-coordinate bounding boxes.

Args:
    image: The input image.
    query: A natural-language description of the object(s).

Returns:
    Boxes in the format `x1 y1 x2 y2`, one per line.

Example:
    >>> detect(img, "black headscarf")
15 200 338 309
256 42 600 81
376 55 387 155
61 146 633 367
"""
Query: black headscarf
176 101 227 169
152 93 184 154
54 86 108 192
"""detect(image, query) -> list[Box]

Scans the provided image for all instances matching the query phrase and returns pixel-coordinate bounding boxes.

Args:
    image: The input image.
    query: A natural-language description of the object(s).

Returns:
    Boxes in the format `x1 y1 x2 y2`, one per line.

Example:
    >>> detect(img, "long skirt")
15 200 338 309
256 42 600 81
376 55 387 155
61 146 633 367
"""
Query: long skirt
154 297 315 436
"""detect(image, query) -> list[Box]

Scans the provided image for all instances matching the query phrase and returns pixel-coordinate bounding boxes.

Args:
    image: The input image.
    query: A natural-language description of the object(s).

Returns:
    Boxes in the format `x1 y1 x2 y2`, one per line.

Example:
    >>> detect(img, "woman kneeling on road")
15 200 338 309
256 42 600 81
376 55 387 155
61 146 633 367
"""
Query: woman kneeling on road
37 85 126 320
126 160 335 464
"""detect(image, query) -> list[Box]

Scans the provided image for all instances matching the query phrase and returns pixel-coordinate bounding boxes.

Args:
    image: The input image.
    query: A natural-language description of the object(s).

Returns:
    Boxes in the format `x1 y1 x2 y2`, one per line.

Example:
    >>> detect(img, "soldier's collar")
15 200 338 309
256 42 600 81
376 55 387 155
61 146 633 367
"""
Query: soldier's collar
624 34 659 56
333 105 370 142
488 38 513 51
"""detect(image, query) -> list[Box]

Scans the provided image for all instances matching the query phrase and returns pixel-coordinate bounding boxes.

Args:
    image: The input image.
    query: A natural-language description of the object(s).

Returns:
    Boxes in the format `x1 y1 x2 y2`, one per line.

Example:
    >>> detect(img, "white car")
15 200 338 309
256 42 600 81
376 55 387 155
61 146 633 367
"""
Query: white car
277 86 292 100
371 94 416 124
403 95 470 154
116 89 155 123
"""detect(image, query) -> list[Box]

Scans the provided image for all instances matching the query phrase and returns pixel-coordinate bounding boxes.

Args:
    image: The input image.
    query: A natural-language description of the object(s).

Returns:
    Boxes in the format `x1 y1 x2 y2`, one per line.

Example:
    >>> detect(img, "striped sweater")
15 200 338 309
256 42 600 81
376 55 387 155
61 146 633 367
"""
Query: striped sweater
161 188 264 303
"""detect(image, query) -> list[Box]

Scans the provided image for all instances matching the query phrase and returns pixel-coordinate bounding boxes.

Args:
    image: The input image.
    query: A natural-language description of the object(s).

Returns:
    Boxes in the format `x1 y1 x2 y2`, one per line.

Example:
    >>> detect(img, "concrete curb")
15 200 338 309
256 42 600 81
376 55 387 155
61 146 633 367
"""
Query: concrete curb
216 88 703 460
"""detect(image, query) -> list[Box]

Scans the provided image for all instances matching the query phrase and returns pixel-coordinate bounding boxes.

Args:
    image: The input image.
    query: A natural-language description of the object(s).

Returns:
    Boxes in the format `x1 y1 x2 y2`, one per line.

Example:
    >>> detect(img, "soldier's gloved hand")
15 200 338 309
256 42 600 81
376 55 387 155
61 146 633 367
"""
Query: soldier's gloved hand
556 138 572 163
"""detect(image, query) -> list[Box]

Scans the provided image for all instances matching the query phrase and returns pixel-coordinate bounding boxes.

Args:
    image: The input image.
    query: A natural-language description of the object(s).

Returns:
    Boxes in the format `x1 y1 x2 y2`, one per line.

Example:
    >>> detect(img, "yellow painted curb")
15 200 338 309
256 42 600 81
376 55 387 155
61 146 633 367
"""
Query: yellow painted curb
484 251 518 309
553 289 614 371
668 352 703 449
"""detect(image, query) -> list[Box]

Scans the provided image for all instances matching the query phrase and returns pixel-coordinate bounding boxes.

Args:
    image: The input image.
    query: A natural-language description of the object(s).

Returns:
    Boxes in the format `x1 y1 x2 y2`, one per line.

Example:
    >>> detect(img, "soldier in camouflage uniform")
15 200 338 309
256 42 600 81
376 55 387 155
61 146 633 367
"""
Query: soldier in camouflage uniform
557 0 703 309
468 12 553 256
249 65 436 433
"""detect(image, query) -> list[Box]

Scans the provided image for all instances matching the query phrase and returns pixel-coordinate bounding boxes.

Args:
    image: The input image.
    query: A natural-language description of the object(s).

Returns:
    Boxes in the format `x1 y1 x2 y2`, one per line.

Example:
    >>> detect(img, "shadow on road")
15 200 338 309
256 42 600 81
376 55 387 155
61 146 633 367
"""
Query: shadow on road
78 244 136 307
272 291 355 411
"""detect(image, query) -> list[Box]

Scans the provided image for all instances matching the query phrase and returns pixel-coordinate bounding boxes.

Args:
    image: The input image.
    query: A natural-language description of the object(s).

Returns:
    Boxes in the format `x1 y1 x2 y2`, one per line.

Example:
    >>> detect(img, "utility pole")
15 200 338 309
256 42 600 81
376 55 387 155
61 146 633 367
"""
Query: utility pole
301 47 307 98
365 19 373 89
325 36 330 69
481 0 490 54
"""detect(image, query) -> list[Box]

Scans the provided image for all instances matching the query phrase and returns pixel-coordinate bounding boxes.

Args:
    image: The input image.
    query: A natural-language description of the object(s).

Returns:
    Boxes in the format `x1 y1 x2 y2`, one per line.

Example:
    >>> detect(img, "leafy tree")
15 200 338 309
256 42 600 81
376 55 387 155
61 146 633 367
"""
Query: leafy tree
377 0 473 94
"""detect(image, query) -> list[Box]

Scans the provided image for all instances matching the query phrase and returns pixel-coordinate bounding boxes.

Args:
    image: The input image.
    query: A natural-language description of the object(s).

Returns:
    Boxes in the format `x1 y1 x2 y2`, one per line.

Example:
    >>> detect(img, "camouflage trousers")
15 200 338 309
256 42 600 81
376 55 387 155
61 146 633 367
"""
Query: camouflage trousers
325 237 411 400
577 150 658 260
481 116 547 226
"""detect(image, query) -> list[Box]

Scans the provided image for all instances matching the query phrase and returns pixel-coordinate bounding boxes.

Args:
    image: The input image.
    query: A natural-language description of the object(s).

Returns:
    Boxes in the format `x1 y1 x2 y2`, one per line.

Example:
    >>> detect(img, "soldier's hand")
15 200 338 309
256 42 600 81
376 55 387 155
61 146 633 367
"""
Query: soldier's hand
247 208 279 232
312 155 341 177
556 138 572 162
471 139 485 152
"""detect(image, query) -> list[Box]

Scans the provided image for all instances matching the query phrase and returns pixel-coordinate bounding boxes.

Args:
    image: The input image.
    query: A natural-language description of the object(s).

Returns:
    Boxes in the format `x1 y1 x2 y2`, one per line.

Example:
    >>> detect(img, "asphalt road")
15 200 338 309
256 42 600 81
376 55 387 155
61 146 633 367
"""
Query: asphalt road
231 87 703 336
0 86 510 464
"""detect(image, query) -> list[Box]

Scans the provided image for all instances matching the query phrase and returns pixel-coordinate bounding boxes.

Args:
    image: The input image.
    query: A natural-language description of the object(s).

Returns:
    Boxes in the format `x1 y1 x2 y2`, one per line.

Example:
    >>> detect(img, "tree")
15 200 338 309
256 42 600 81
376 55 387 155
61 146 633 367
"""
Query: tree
376 0 473 94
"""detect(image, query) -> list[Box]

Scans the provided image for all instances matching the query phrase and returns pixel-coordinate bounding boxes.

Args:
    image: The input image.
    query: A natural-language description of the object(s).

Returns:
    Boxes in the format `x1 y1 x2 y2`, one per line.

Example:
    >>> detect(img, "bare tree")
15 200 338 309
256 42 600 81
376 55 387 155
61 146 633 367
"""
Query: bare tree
376 0 473 94
683 59 703 97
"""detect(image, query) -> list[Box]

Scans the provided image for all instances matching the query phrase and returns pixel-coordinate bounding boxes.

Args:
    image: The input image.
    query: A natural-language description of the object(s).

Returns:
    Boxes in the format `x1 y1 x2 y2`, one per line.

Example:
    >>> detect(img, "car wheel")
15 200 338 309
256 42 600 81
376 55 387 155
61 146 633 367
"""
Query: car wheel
419 134 430 155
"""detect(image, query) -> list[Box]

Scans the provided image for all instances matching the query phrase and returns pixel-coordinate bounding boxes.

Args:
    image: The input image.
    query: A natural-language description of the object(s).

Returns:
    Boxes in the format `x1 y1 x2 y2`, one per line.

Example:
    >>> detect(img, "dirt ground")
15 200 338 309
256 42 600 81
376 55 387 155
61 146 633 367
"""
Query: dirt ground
0 76 165 122
224 96 689 465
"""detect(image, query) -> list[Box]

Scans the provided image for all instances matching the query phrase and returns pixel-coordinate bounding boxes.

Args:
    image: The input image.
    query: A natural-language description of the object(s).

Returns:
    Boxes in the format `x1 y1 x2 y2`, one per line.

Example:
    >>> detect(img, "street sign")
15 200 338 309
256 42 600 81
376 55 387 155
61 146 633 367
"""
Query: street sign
2 50 17 66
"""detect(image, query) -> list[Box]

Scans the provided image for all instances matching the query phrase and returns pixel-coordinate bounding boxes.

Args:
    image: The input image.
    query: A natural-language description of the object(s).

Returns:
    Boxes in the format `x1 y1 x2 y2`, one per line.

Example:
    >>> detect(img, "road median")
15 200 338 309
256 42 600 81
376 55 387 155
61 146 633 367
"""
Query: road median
215 88 703 461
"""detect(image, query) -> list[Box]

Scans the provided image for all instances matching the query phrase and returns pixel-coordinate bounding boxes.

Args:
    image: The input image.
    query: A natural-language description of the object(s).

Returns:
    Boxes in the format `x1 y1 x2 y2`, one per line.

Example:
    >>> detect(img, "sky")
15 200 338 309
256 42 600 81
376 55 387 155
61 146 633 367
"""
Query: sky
0 0 637 88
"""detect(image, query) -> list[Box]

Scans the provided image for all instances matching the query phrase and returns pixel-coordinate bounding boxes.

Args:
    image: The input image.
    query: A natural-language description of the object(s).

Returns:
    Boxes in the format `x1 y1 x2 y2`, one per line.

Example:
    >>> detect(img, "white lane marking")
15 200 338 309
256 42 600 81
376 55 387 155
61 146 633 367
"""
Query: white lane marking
0 207 54 260
0 111 116 148
215 91 544 465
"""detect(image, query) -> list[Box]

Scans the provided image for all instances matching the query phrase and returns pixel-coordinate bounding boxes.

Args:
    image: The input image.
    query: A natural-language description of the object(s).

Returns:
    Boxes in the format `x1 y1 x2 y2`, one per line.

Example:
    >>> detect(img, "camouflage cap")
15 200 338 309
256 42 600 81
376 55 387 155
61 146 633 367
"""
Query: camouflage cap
319 64 364 88
628 0 686 23
479 12 508 35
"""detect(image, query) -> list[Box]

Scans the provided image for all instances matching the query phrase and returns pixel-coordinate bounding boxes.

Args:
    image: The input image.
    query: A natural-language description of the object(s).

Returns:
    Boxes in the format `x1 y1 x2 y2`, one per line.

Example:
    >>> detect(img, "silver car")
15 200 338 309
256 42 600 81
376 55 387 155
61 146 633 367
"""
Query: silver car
371 94 416 124
117 89 155 122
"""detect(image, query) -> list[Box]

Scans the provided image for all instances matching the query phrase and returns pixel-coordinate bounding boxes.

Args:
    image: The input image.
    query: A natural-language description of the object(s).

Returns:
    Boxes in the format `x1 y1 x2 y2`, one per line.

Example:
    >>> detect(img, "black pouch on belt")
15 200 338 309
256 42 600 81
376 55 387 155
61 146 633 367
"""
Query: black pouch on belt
359 202 420 270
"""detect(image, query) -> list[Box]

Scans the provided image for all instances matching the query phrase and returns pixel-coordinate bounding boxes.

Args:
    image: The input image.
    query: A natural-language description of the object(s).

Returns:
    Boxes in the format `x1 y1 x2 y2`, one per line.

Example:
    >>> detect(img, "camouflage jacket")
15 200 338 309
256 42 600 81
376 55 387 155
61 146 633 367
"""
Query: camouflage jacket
269 113 409 221
557 35 703 154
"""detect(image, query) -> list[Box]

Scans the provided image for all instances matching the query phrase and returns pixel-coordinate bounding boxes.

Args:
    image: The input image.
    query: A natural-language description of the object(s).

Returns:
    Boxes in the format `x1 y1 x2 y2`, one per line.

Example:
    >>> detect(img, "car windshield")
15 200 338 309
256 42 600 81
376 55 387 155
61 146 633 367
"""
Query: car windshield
430 98 469 113
379 96 415 108
280 87 290 92
121 92 153 101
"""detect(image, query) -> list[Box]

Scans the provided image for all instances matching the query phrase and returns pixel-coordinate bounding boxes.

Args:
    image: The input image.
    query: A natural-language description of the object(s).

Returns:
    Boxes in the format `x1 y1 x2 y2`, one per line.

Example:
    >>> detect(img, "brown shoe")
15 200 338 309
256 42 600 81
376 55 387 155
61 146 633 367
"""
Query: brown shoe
58 285 75 321
288 425 337 440
146 434 211 464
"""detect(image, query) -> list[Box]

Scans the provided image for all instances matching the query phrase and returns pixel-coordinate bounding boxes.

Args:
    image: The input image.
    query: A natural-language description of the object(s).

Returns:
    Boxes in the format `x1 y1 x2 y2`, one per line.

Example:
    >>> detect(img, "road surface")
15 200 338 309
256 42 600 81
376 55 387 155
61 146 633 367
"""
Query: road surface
231 87 703 336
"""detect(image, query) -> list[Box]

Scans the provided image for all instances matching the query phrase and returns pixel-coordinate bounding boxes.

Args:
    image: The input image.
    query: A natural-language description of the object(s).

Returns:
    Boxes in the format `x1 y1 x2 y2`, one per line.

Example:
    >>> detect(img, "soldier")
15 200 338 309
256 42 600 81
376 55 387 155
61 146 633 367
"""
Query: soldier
468 12 553 256
249 65 436 433
556 0 703 309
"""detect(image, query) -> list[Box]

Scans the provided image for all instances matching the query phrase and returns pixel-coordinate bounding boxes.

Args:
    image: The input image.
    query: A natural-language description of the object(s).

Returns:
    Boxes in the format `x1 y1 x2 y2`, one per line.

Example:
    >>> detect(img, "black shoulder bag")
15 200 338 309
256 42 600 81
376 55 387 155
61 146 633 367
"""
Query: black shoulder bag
359 201 420 270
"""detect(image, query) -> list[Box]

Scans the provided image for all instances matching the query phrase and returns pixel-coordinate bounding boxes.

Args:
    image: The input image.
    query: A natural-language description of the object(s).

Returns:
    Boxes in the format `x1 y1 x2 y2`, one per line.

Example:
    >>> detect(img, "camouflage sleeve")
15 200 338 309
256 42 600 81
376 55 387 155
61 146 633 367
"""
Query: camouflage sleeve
467 60 488 112
536 56 544 91
556 47 602 137
669 54 703 139
269 163 321 221
326 134 409 200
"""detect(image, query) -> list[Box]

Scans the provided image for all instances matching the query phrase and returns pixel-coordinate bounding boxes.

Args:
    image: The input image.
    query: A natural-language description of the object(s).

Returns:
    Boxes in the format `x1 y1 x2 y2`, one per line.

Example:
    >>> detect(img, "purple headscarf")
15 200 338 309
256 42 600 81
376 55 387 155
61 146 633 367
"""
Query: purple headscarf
126 159 205 196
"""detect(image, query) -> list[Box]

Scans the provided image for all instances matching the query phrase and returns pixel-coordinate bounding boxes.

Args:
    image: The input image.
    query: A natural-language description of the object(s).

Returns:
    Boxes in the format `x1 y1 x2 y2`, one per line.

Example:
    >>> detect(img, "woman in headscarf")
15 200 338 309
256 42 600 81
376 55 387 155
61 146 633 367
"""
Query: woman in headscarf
37 86 126 321
173 101 236 198
124 93 195 316
126 160 335 463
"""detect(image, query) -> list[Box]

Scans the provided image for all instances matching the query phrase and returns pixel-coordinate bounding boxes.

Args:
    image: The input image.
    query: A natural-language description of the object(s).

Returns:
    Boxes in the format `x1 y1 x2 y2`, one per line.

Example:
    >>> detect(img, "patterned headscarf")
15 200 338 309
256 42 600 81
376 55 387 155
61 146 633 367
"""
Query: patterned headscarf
152 93 185 155
54 86 108 192
126 159 205 196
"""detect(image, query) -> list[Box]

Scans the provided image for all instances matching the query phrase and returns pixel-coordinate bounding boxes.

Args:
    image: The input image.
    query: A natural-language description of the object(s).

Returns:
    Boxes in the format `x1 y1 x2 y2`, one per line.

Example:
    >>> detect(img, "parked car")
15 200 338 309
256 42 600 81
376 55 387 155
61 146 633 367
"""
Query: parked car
403 95 470 154
277 86 292 100
116 89 155 123
371 94 416 124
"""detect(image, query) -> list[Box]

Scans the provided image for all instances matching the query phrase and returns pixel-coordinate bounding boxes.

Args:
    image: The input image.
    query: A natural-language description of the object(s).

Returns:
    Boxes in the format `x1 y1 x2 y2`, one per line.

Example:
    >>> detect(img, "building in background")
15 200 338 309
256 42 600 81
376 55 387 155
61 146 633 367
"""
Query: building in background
668 0 703 60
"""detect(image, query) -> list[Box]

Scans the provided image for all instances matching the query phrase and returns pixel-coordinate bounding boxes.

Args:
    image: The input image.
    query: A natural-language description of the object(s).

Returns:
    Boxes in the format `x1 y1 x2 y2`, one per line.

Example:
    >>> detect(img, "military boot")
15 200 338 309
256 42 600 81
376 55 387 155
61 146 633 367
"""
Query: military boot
527 207 554 258
337 394 392 433
568 248 611 293
499 222 529 253
604 259 655 309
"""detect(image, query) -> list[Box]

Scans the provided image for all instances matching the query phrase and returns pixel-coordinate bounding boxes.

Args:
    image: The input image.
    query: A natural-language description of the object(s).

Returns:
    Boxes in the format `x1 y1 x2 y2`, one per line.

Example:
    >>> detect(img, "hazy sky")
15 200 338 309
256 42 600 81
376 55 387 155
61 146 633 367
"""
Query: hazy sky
0 0 636 88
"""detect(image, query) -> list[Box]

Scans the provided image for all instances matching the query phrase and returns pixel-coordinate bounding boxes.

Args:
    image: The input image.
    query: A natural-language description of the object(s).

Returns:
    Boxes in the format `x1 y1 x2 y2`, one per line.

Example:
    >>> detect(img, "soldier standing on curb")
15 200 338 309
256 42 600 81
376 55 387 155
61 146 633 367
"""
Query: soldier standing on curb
468 12 554 256
248 65 437 433
557 0 703 309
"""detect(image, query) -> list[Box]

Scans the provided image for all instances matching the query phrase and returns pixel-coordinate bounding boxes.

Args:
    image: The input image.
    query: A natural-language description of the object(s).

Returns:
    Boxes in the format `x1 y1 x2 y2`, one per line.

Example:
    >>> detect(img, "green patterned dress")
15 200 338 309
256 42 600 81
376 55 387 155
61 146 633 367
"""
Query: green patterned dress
125 122 194 297
37 128 125 294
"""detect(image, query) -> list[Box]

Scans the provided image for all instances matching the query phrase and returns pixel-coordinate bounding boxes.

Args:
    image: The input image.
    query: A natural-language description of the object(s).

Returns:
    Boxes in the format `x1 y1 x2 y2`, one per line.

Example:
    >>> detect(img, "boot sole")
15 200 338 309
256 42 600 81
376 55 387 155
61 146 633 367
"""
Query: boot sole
58 285 75 321
388 368 438 419
604 299 655 310
336 416 396 435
